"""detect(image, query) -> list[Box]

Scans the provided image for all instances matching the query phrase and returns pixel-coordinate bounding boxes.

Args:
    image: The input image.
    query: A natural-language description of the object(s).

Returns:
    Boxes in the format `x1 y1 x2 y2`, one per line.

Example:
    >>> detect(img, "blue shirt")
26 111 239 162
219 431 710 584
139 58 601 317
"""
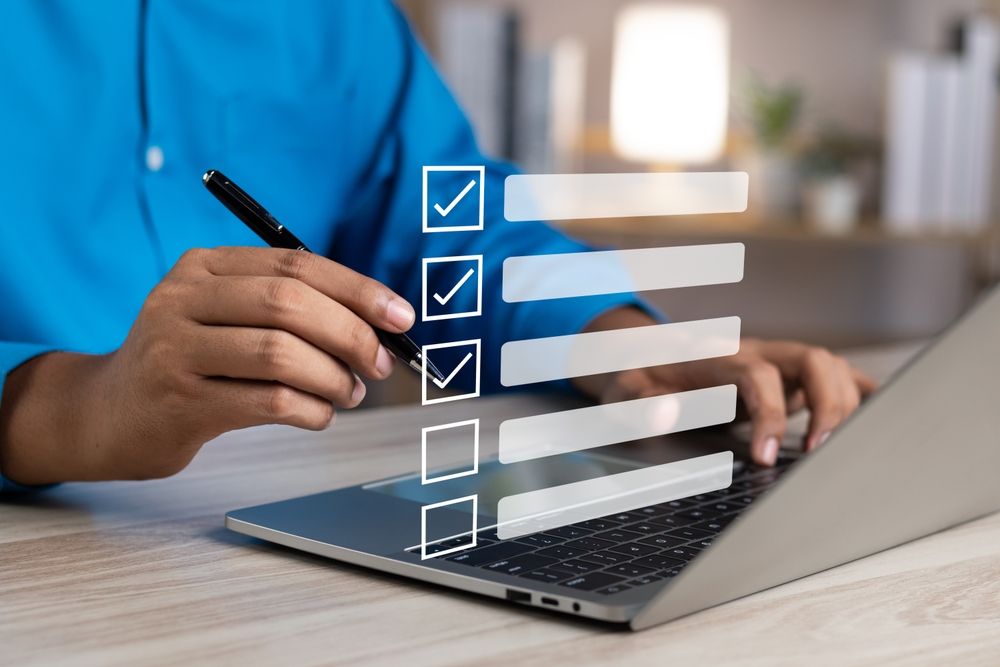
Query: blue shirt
0 2 637 490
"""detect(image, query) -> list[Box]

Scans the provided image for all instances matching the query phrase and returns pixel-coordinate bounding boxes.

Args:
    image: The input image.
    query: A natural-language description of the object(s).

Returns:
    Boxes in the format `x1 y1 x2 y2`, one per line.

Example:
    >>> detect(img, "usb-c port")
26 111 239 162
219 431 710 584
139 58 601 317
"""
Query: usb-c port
540 597 559 607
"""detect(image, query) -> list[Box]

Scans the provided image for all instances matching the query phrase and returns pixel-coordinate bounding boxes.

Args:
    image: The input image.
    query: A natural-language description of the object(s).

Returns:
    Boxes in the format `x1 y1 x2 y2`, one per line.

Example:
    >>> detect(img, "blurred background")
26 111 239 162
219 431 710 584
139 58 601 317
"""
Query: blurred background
395 0 1000 351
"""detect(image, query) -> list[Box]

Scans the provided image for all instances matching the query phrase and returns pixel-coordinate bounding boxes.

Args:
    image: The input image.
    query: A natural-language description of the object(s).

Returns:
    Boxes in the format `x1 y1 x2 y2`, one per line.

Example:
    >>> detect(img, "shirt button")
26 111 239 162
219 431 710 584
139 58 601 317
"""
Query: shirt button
145 145 164 172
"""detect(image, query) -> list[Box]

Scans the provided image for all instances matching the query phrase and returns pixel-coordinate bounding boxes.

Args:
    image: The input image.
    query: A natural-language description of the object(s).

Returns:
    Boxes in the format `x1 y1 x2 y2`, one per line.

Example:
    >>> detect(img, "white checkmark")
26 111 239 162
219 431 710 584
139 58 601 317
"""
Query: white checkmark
432 352 474 389
433 179 477 217
433 268 475 305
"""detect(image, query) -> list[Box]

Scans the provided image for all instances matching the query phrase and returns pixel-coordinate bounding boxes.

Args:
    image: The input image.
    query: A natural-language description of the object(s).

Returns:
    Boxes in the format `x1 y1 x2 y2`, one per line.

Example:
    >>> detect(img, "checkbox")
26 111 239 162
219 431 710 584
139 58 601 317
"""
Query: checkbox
422 339 481 406
421 494 478 560
422 419 479 485
422 255 483 322
423 166 485 233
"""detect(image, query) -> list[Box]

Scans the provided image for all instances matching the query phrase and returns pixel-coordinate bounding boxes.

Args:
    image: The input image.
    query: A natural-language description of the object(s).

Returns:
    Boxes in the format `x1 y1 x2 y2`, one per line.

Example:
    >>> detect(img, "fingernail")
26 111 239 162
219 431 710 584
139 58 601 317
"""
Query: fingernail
762 436 779 466
351 376 367 405
814 431 832 450
375 345 394 377
386 298 415 330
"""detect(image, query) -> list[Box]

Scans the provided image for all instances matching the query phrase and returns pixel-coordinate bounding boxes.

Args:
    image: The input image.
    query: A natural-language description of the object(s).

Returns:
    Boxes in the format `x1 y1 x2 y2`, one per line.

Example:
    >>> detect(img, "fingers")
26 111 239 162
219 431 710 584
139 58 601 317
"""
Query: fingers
188 326 365 409
199 377 337 434
188 275 394 380
757 342 870 451
178 247 415 332
853 368 879 397
731 359 788 467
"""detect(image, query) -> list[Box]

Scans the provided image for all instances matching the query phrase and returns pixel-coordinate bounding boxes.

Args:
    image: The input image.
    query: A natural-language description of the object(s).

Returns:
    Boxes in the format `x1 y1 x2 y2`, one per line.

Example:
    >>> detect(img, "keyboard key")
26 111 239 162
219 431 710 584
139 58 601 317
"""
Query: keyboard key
662 546 701 561
594 528 644 542
559 572 628 591
550 559 603 575
520 568 573 584
634 505 673 517
484 553 559 575
702 502 740 514
536 545 586 560
633 554 685 569
564 536 616 552
446 541 534 566
665 526 713 542
626 522 663 535
609 542 658 558
637 534 685 549
544 526 594 540
675 508 721 522
576 518 621 531
601 512 646 524
629 575 663 586
578 550 631 566
646 514 697 529
515 533 565 548
691 538 714 549
606 563 657 578
657 498 696 511
477 529 501 541
691 519 728 533
596 583 632 595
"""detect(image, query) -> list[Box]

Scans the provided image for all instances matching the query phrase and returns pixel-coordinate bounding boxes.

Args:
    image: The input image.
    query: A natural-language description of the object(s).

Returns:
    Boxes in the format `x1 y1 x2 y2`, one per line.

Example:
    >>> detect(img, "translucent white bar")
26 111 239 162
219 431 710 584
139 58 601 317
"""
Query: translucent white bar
503 172 748 222
496 452 733 540
499 385 736 464
502 244 744 303
500 317 741 387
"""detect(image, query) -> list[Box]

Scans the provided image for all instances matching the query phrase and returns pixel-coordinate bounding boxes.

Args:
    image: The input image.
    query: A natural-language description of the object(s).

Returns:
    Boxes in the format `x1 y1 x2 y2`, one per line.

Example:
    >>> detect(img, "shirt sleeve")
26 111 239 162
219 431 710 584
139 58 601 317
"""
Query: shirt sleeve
329 1 652 393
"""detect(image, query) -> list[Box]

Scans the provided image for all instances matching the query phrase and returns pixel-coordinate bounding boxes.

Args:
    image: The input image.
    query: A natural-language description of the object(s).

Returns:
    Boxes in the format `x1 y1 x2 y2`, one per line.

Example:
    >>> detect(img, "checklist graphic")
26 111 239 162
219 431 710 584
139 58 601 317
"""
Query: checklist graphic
421 339 481 406
418 165 486 558
421 419 479 484
414 169 750 554
422 166 485 232
493 171 749 539
422 255 483 321
421 495 478 560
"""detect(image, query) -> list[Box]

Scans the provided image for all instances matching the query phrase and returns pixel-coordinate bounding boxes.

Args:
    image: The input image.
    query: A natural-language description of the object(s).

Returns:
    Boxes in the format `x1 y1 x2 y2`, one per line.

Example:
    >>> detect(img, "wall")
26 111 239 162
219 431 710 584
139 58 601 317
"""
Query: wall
400 0 986 142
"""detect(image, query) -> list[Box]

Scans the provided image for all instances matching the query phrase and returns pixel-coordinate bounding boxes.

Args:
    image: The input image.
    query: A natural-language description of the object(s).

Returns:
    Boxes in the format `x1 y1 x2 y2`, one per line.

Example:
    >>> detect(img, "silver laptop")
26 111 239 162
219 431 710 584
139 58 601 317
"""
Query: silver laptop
226 285 1000 630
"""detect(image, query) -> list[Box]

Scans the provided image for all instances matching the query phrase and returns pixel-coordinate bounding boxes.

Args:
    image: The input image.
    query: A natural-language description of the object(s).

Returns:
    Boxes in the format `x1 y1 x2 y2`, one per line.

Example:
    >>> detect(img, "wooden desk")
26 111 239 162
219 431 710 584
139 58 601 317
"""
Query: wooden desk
5 342 1000 665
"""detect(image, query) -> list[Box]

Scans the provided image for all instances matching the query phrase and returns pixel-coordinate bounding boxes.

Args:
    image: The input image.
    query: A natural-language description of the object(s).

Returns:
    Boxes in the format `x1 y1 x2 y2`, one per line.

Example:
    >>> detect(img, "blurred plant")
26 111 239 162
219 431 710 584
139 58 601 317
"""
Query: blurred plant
799 125 879 179
741 75 803 151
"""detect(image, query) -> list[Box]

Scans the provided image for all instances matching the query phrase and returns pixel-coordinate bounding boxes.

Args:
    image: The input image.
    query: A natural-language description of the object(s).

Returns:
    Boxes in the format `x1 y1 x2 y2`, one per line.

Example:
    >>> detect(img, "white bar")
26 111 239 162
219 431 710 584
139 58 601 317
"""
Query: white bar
500 317 741 387
502 244 744 303
496 452 733 540
504 172 748 221
499 385 736 464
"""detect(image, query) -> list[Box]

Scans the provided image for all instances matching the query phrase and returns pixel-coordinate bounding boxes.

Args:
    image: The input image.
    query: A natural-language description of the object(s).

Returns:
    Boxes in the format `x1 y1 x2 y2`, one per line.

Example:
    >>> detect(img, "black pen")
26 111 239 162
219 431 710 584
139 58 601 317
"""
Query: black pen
202 169 444 383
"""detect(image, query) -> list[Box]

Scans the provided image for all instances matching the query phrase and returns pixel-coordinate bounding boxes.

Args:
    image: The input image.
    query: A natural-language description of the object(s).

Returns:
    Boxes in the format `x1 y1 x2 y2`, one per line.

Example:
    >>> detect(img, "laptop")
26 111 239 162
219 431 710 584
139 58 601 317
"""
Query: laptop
226 285 1000 630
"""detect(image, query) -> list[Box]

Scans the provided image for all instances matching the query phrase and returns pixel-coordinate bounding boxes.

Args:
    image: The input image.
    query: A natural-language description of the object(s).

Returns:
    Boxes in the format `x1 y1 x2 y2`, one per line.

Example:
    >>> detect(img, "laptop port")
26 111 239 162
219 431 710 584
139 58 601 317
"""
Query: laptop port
540 597 559 607
506 589 531 603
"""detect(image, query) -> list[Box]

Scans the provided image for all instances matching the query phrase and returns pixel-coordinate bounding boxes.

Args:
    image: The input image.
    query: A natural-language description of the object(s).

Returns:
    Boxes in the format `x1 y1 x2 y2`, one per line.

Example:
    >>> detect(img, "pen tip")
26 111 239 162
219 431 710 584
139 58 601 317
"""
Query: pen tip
202 170 215 184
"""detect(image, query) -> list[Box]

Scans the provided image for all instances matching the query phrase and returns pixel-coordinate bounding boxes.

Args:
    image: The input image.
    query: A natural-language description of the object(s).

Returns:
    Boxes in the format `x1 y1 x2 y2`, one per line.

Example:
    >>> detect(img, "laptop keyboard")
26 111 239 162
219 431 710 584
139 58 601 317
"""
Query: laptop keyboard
427 458 793 596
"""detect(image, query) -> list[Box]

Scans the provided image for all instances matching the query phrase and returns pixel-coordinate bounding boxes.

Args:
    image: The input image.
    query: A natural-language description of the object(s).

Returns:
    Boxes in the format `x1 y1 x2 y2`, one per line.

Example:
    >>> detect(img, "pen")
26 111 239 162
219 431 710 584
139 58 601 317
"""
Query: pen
202 169 445 383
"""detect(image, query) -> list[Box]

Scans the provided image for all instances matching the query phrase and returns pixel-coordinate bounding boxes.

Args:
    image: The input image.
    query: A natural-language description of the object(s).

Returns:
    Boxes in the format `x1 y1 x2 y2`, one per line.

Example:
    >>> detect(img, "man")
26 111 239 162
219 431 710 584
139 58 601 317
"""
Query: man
0 1 873 490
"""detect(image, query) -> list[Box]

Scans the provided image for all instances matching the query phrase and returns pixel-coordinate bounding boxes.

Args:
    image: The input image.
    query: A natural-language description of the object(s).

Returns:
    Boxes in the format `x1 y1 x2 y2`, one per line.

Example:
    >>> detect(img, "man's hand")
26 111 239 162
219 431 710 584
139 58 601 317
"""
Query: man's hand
0 247 415 484
573 308 877 467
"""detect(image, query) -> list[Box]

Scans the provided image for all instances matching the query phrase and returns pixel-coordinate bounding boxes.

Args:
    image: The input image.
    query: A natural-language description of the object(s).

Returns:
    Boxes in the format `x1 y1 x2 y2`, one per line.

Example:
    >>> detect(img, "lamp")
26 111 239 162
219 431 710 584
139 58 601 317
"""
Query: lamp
610 3 730 165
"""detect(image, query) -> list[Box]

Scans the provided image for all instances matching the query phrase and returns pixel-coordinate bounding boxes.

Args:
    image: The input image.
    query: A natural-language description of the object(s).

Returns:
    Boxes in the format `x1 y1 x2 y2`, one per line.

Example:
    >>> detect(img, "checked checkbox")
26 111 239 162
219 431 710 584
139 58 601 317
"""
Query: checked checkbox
421 339 481 406
422 166 485 233
422 255 483 322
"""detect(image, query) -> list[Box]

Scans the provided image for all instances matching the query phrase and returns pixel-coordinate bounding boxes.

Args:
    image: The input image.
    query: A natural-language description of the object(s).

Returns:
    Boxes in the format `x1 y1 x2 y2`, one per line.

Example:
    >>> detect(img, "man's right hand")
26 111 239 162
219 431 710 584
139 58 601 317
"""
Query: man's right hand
0 247 416 484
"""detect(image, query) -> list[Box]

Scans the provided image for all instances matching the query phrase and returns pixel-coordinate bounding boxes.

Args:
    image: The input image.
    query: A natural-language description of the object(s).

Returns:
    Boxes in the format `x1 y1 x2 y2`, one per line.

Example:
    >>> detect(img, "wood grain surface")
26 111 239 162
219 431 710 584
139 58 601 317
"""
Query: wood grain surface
5 342 1000 666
